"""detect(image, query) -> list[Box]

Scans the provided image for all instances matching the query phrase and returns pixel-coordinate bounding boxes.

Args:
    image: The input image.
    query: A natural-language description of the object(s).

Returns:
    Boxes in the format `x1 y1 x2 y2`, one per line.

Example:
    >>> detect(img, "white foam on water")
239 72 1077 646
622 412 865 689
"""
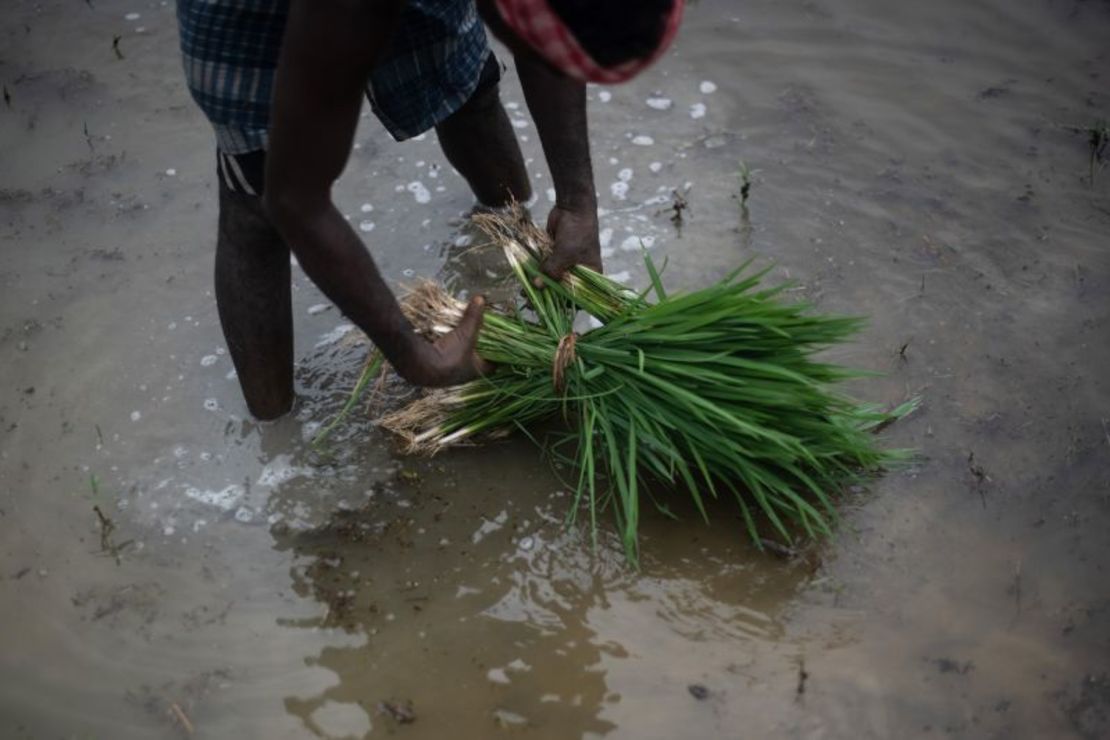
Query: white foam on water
618 168 634 182
505 101 520 110
511 118 529 129
359 203 373 212
649 161 663 173
646 97 673 110
203 398 219 411
609 181 629 200
620 235 641 251
358 220 375 232
487 668 510 684
546 188 556 203
315 323 355 348
607 157 619 165
699 80 718 94
598 90 612 103
690 102 707 119
472 510 508 544
620 235 656 251
165 168 176 176
200 354 218 367
258 456 313 488
599 227 613 249
307 304 328 315
130 410 141 422
125 12 141 20
632 135 654 146
407 181 431 204
184 484 245 511
493 710 528 727
402 268 415 278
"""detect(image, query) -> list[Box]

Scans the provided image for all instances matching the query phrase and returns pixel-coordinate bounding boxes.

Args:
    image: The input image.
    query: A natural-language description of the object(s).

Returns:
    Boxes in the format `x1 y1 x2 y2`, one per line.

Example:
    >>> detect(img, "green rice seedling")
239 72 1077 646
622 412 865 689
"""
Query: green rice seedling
362 209 916 563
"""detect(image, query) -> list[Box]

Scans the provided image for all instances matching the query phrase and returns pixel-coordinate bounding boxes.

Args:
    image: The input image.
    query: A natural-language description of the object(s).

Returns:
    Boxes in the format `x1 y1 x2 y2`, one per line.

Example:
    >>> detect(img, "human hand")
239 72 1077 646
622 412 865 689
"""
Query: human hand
399 296 493 387
539 205 603 284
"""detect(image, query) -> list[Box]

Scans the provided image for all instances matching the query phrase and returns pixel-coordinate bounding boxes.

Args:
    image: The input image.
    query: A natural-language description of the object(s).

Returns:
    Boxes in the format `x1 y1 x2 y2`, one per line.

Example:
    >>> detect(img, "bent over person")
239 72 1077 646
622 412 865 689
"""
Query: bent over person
176 0 684 419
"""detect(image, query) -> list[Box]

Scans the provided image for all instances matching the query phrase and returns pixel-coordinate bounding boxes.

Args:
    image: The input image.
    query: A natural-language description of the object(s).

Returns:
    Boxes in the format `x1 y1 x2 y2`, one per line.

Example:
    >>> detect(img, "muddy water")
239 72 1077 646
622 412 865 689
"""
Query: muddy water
2 0 1109 737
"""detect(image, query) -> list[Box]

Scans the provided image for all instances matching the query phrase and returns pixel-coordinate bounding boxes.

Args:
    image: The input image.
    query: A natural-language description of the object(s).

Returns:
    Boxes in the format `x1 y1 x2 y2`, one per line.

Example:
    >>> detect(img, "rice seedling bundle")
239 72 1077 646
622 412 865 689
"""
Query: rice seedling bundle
350 210 913 563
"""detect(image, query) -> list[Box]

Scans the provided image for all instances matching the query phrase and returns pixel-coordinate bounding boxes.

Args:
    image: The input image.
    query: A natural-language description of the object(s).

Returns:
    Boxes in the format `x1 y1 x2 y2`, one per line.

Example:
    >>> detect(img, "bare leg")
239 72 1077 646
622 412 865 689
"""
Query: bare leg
435 67 532 207
215 179 294 420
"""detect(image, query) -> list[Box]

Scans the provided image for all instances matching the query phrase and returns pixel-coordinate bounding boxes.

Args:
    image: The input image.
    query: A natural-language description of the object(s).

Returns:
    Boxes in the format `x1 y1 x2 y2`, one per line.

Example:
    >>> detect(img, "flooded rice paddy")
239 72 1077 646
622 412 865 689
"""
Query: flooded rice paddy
1 0 1109 737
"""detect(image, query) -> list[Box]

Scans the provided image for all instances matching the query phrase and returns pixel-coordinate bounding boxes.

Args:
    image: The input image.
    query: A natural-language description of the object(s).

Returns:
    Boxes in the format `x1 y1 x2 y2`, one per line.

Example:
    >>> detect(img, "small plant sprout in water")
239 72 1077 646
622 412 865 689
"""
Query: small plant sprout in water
1060 119 1108 187
737 160 758 205
1087 120 1107 187
87 473 133 565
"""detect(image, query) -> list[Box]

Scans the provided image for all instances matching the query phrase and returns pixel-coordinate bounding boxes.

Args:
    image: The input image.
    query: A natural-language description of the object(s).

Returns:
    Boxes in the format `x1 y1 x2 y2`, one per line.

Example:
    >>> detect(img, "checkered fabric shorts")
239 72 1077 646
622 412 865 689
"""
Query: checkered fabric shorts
177 0 493 156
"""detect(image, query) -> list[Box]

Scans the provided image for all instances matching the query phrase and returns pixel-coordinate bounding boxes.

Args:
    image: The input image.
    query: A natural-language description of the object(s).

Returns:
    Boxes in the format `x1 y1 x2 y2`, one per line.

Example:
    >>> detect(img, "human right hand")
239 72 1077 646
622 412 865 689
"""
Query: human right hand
541 205 603 281
397 296 493 387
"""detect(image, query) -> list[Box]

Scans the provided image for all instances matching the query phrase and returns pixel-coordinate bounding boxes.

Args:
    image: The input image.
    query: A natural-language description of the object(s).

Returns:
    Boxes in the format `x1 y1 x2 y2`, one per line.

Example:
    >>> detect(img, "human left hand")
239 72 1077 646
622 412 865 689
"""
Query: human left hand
540 205 603 282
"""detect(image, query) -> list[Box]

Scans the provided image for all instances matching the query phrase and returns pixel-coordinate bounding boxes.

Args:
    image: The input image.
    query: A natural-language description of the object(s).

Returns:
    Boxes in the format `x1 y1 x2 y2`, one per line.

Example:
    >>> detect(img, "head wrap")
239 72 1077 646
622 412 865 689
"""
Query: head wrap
494 0 684 84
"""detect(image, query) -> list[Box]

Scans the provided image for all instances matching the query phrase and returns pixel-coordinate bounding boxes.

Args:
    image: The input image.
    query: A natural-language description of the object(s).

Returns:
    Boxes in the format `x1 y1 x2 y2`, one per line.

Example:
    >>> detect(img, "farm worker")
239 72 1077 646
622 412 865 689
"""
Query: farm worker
177 0 683 418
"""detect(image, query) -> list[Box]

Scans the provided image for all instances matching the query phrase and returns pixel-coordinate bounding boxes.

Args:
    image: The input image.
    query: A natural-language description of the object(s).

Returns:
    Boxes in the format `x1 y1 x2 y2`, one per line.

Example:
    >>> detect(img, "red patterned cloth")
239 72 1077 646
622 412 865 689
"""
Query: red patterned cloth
494 0 684 83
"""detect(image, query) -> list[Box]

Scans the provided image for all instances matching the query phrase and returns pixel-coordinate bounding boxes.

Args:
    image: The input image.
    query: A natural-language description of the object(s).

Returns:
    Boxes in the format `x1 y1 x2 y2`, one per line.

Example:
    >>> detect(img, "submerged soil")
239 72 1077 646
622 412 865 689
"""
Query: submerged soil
1 0 1108 737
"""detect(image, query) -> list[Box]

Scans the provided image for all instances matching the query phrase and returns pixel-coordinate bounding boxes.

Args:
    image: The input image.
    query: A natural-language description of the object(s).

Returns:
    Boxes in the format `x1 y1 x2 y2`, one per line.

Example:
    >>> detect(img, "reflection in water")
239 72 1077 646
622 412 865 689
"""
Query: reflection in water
267 435 806 739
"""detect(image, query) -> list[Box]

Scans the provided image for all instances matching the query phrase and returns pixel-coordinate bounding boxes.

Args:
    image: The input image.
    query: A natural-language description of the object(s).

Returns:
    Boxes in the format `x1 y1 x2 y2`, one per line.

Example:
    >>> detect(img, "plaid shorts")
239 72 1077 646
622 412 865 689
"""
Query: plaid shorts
177 0 493 155
212 54 500 197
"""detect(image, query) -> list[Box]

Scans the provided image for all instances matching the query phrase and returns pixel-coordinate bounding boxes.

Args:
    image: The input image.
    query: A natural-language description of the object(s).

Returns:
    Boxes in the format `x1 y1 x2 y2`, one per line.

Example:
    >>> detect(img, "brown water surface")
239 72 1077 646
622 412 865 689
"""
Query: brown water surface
2 0 1109 737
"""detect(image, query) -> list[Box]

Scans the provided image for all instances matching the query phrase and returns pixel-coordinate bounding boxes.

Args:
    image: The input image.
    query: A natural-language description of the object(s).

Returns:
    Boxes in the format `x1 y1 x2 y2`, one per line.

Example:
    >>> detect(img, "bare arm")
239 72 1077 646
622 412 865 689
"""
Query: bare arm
516 55 603 278
478 0 602 280
265 0 488 386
